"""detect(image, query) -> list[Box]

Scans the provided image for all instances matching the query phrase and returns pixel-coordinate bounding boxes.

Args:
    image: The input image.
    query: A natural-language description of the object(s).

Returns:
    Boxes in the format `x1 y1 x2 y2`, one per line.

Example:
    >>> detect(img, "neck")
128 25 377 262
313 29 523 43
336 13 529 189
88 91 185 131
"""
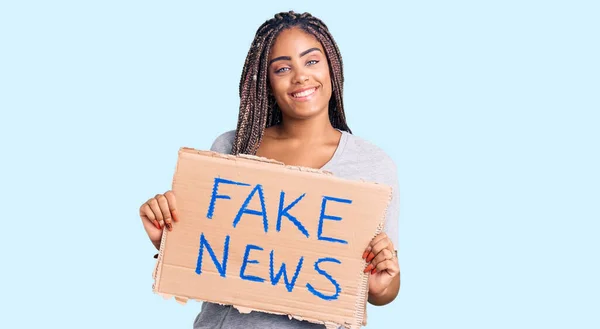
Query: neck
277 111 338 142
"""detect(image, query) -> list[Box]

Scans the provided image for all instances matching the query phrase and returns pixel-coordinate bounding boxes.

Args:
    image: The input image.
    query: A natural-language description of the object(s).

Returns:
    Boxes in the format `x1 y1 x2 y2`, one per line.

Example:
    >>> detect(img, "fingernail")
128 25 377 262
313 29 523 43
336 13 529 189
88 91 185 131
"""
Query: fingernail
362 250 369 259
172 210 178 222
364 264 373 273
371 268 377 274
367 253 375 262
154 221 161 230
166 222 172 231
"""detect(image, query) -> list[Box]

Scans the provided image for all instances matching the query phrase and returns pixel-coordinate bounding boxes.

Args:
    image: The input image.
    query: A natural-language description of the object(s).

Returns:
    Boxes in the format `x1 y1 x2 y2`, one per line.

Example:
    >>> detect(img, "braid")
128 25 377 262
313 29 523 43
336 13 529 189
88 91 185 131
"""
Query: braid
232 11 351 155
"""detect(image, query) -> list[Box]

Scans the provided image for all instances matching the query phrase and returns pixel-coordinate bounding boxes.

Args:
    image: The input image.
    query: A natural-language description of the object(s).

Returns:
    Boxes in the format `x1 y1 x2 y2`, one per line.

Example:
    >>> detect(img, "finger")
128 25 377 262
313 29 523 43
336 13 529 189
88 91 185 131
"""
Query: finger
369 237 393 260
140 203 160 230
373 259 399 276
369 232 389 248
371 249 394 267
366 238 392 263
164 190 178 222
364 233 389 260
157 194 173 231
148 198 164 228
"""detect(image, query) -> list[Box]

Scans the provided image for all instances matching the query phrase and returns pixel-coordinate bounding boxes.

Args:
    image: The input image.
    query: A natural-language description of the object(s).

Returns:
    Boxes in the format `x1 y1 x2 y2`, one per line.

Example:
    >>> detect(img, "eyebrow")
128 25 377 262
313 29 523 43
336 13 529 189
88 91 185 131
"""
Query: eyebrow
269 47 322 65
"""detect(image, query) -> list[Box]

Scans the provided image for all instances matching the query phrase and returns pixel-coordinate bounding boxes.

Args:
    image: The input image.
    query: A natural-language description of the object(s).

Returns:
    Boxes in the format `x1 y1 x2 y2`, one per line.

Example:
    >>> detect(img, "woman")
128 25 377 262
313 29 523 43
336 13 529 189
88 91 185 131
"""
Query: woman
139 11 401 328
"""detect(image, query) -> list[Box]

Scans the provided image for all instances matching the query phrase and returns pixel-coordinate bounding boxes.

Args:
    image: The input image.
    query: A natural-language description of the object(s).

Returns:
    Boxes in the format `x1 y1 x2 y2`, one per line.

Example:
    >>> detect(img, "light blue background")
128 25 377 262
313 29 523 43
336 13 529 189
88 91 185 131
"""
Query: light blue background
1 0 598 328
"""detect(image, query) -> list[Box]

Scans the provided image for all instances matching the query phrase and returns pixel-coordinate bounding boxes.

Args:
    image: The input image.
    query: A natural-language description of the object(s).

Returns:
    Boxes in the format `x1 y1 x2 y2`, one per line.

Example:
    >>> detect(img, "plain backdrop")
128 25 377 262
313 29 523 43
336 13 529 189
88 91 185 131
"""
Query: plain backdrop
1 1 598 328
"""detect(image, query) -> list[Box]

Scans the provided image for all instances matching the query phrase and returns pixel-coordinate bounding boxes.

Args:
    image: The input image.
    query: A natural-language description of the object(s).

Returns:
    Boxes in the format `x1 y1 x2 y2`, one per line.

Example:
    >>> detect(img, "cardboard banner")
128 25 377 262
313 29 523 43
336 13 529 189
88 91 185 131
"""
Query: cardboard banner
153 148 392 328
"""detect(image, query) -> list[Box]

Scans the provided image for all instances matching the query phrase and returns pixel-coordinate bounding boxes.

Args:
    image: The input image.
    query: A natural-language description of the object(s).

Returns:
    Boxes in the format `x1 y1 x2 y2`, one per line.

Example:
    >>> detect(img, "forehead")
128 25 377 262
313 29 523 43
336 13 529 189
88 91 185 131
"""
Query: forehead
269 27 323 58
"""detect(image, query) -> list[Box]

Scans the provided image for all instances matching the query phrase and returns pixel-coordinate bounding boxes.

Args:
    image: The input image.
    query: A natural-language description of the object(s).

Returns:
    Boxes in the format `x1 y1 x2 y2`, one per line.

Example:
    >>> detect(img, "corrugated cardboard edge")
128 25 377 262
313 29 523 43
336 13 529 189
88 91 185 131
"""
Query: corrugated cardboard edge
152 209 170 294
181 148 336 176
355 185 390 328
151 147 393 329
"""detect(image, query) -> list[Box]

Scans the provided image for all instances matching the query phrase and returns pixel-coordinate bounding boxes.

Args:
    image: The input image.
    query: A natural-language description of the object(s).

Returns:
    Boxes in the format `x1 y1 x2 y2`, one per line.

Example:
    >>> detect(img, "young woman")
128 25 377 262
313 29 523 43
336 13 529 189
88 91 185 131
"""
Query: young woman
139 11 401 328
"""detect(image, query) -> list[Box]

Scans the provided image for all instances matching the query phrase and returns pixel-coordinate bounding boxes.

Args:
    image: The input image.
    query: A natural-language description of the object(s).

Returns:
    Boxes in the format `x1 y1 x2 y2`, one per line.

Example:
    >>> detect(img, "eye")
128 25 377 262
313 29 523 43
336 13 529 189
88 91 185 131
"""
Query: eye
275 67 290 74
307 60 319 66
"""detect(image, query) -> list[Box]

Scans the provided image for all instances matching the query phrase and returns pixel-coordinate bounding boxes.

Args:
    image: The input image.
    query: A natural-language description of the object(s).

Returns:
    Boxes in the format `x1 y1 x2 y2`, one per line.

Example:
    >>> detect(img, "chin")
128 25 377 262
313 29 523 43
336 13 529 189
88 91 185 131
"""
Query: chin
280 98 331 120
282 106 327 120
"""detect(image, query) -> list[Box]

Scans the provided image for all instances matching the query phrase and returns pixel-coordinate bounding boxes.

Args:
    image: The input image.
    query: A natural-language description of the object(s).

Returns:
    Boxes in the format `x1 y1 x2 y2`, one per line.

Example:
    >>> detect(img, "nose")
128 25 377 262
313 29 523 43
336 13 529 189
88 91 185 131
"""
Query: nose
292 66 309 84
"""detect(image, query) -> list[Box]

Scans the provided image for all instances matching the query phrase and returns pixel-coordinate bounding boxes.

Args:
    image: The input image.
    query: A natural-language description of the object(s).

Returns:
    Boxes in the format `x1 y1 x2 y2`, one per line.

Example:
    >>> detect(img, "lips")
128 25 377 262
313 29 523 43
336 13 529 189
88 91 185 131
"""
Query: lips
290 86 318 98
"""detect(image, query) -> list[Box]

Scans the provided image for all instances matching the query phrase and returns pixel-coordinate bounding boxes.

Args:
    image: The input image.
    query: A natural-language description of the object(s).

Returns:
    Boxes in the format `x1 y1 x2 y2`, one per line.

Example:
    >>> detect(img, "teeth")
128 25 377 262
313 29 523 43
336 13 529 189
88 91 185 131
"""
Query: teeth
292 88 316 98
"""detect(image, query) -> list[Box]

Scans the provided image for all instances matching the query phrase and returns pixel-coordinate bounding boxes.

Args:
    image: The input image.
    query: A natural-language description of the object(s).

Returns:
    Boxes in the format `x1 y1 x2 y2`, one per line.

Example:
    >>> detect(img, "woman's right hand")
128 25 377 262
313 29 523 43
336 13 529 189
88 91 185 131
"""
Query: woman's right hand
139 190 179 250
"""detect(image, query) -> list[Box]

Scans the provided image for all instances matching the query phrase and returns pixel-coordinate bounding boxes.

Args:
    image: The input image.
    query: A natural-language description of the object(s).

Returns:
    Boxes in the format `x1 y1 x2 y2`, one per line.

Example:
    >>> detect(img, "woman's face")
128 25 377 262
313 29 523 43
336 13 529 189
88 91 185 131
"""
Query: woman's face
268 27 332 121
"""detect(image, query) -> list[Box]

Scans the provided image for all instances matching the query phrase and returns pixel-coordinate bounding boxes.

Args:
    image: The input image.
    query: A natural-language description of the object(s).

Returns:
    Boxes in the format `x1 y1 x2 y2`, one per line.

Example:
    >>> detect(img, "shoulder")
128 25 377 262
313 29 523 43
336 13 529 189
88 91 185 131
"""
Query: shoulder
339 132 400 246
342 132 398 175
209 130 236 154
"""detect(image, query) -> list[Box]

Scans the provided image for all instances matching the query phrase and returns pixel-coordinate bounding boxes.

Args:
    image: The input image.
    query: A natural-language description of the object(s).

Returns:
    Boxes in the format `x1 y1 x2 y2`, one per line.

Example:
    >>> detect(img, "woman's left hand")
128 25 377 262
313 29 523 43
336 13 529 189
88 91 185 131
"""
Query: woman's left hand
363 232 400 296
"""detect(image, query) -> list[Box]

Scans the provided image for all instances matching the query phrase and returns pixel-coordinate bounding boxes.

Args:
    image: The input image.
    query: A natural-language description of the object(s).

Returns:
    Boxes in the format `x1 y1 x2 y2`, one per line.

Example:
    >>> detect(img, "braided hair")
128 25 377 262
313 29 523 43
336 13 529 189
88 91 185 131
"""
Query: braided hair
231 11 351 155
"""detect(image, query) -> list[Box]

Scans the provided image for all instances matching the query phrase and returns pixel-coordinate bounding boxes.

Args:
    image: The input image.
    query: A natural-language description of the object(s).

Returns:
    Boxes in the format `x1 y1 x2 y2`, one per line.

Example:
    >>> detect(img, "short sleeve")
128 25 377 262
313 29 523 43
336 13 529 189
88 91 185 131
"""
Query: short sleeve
209 130 236 154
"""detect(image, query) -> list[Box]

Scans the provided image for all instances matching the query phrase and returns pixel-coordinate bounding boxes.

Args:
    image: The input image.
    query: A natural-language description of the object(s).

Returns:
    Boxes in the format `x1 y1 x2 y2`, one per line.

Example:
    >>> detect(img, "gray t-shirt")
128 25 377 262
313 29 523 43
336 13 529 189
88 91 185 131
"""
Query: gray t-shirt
193 129 400 329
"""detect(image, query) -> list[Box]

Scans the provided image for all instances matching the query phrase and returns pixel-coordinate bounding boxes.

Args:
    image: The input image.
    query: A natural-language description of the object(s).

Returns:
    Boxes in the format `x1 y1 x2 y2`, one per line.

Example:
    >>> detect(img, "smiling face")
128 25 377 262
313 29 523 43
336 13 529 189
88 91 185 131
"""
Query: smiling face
268 27 333 121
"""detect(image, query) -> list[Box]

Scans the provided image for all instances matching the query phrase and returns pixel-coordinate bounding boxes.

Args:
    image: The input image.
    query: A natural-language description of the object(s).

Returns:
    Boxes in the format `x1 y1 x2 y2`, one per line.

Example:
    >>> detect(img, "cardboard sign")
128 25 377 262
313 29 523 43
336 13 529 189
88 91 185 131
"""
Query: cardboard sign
152 148 392 328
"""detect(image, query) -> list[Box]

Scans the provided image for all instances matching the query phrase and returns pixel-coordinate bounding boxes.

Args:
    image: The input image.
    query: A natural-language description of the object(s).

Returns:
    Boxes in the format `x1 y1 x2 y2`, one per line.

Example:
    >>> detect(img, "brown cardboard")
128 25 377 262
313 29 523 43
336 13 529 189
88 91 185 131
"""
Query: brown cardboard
152 148 392 328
